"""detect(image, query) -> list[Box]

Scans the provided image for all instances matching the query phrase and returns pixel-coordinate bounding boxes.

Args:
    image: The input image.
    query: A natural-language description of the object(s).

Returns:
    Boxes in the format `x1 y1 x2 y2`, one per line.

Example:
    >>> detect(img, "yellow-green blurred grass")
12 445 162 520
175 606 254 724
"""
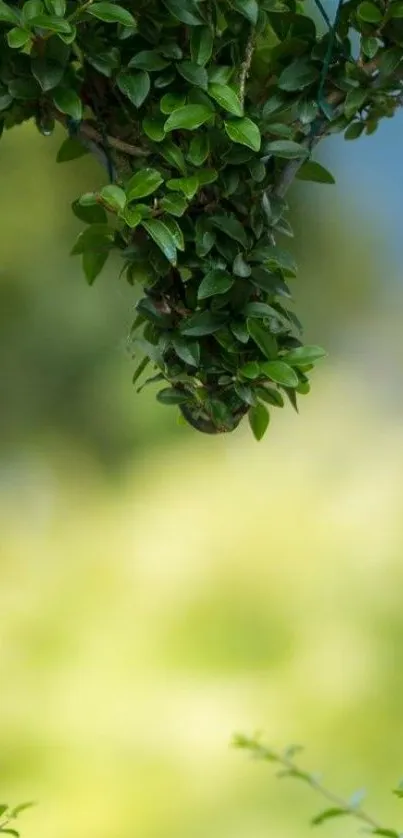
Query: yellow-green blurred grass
2 368 403 838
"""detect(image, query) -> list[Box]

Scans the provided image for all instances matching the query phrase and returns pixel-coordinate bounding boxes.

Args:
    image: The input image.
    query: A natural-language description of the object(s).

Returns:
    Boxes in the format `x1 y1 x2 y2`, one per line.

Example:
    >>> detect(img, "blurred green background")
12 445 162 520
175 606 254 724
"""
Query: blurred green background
2 109 403 838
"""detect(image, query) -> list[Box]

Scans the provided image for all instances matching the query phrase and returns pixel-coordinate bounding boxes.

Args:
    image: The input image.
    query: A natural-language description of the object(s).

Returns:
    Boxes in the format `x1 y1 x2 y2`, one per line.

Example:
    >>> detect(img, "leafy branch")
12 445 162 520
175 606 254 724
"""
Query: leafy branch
0 803 34 838
234 734 403 838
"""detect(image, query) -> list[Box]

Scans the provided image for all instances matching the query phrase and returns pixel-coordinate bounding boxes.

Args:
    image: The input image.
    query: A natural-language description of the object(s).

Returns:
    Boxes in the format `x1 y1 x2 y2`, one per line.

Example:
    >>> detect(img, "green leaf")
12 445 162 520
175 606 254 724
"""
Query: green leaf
240 361 260 379
160 91 186 114
82 249 109 284
190 26 213 65
224 117 261 151
296 160 335 184
180 311 227 336
31 57 64 90
172 335 200 366
163 215 185 250
208 83 243 116
142 218 177 265
57 137 88 162
100 184 126 212
233 253 251 277
249 245 297 277
45 0 65 15
283 345 327 366
176 60 209 89
0 1 20 24
378 47 402 75
196 168 217 185
232 0 259 24
197 269 234 299
142 114 166 141
161 0 203 26
128 50 169 72
117 71 150 108
211 214 248 247
245 302 286 322
71 224 114 255
0 91 12 111
121 206 142 228
53 87 82 120
159 140 187 173
8 77 40 99
257 386 284 407
265 140 308 159
249 403 270 440
344 121 364 140
164 104 213 131
166 176 199 199
187 133 209 165
247 319 277 359
157 387 189 405
23 0 43 19
260 360 298 387
311 809 348 827
72 199 107 224
278 58 319 91
160 192 188 217
357 1 382 21
31 13 71 31
126 168 164 200
7 27 31 47
344 88 368 119
208 65 233 84
87 2 135 25
362 35 379 57
132 356 150 385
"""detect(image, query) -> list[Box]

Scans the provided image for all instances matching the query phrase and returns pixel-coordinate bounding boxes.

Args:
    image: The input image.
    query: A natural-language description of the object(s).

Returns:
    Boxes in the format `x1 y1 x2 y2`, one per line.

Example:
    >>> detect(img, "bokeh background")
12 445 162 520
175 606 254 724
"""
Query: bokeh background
2 39 403 838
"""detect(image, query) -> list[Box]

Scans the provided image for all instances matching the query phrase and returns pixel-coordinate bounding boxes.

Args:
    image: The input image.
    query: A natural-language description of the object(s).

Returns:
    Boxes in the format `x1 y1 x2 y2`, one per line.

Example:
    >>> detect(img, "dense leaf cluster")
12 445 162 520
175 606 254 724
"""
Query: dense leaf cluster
1 0 402 436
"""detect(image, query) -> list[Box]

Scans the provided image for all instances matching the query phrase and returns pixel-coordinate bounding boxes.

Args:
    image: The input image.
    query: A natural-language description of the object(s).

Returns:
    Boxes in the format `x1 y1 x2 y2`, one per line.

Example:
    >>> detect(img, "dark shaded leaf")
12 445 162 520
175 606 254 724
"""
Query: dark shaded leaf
117 71 150 107
198 269 234 299
141 218 177 265
249 402 270 440
57 137 88 162
296 160 335 184
176 61 208 89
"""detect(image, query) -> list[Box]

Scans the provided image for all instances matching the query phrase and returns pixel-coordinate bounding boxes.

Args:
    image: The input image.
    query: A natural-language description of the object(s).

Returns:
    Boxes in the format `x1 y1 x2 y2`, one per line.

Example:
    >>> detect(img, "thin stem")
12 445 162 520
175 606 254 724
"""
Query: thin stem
239 27 256 107
81 125 149 158
234 737 385 833
55 113 150 158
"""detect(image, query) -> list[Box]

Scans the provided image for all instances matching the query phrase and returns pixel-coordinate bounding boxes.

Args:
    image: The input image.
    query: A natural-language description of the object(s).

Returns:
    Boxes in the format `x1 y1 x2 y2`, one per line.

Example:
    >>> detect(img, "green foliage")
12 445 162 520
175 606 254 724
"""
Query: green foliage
0 0 401 435
235 735 403 836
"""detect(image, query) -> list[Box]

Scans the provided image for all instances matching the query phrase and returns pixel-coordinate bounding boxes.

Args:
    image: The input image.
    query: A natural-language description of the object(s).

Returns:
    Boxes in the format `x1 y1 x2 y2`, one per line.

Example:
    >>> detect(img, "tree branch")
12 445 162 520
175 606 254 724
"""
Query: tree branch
78 122 150 157
239 27 256 107
54 112 150 159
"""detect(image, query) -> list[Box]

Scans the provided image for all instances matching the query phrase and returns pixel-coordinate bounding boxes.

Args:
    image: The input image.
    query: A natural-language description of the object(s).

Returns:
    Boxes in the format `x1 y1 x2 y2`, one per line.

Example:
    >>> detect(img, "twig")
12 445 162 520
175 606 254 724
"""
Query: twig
233 736 385 833
55 112 150 158
239 27 256 107
271 56 385 200
79 122 150 157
